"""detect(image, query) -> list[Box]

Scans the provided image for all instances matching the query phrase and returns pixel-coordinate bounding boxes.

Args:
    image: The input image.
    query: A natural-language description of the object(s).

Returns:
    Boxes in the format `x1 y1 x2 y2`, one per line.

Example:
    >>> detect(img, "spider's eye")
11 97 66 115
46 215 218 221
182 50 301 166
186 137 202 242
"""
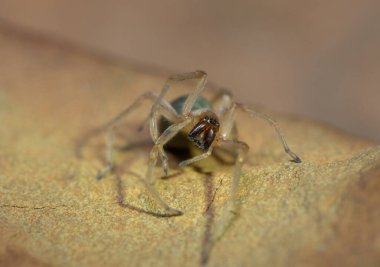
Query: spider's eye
188 116 220 150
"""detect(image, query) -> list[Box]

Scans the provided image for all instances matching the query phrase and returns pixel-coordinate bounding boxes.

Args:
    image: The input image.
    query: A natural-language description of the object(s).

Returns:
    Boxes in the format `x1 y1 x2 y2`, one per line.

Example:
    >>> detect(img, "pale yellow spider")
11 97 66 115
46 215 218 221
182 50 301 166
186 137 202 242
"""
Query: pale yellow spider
97 71 301 220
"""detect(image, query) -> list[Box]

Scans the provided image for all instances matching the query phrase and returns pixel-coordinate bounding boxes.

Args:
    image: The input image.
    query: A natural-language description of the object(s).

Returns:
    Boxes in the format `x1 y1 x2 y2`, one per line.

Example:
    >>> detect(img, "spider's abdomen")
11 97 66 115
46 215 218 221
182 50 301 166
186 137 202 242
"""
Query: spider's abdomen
159 95 212 150
170 95 211 114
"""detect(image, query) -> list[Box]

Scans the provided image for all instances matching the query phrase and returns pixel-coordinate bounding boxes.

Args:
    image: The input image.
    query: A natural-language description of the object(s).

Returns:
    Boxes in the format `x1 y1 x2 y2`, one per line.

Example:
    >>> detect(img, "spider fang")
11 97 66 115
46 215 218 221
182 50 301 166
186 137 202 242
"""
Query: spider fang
188 115 220 150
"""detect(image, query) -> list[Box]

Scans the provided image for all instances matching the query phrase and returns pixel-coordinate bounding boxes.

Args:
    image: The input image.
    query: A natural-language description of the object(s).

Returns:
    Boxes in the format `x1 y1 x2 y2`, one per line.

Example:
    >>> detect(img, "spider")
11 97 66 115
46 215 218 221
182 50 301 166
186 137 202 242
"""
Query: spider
97 70 301 217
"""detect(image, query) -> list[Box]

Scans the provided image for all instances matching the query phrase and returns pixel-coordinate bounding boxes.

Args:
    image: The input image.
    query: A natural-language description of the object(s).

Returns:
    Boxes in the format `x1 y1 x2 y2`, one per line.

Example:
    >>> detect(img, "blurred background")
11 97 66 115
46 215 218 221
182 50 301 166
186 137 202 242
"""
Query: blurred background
0 0 379 142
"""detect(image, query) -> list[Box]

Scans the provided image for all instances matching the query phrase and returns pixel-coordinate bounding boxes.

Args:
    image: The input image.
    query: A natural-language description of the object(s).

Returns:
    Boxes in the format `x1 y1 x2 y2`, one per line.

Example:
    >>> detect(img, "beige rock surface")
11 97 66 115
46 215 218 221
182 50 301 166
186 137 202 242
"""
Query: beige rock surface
0 26 380 267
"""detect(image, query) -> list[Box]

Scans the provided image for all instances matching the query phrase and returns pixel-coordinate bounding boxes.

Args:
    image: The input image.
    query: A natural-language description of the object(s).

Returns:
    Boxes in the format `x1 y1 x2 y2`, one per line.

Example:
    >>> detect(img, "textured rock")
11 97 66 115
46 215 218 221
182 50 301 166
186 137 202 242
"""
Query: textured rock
0 25 379 267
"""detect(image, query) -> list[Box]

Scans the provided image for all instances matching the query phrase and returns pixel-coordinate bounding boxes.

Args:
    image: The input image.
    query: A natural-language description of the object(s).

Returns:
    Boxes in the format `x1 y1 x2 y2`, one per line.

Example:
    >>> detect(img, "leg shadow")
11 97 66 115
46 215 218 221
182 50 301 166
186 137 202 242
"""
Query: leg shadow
115 171 182 218
200 172 215 266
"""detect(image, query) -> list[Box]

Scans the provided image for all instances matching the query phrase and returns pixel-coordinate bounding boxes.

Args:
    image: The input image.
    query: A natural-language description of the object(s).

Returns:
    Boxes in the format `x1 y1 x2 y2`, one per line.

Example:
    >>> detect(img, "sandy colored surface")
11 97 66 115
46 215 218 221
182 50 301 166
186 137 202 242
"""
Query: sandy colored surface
0 26 380 267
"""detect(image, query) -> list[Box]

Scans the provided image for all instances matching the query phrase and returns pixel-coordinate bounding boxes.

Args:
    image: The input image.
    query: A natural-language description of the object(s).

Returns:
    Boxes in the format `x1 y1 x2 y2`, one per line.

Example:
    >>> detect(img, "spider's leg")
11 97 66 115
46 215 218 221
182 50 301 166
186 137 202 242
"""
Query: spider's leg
210 89 237 141
144 70 207 175
179 148 214 167
220 140 249 204
97 91 177 180
138 71 206 131
210 88 234 117
181 71 208 115
208 93 300 241
147 71 207 120
145 117 193 216
212 139 249 241
236 103 301 163
148 100 180 176
96 126 116 180
212 90 301 163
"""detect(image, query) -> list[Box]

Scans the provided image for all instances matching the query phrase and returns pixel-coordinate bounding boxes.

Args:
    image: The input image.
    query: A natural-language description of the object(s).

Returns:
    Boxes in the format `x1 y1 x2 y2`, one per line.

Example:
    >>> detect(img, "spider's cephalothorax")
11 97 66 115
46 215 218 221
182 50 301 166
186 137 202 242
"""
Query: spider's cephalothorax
188 115 220 151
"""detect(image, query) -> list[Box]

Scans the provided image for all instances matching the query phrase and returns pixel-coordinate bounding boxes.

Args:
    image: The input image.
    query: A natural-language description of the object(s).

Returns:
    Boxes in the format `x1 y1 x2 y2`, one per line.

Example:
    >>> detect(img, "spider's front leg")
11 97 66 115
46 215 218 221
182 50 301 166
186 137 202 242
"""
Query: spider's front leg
144 70 208 177
212 139 249 241
144 117 193 216
96 91 177 180
212 90 302 162
236 103 301 163
209 90 301 241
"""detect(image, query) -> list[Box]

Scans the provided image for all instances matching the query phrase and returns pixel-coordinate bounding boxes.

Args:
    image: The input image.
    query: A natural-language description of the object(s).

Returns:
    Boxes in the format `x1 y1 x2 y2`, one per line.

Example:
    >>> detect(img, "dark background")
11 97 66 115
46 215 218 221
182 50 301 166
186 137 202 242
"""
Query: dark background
1 0 379 141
